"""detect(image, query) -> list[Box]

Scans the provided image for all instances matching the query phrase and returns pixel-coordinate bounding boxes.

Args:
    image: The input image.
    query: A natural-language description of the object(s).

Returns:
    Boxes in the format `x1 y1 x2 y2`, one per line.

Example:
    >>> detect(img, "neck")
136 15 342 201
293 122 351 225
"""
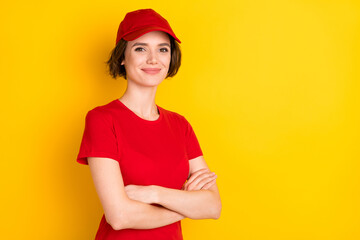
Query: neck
119 82 159 120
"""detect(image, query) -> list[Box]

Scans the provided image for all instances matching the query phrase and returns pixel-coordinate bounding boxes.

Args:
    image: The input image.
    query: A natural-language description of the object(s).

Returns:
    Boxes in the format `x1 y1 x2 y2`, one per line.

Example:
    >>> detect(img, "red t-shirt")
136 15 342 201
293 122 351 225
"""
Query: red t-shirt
77 99 203 240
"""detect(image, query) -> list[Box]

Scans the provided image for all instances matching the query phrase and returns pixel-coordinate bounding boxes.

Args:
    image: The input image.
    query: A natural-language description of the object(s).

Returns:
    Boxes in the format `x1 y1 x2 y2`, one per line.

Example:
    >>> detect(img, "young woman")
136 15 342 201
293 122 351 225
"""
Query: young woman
77 8 221 240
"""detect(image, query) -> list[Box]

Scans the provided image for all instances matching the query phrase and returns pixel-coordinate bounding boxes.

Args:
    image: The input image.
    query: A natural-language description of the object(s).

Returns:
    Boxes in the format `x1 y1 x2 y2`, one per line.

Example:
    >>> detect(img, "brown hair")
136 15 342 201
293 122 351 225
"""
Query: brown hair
106 34 181 79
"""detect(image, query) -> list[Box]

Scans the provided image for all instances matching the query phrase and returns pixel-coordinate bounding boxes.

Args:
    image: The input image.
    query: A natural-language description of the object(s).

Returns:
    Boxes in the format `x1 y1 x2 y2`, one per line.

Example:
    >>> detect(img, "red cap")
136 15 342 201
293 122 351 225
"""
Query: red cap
115 9 181 45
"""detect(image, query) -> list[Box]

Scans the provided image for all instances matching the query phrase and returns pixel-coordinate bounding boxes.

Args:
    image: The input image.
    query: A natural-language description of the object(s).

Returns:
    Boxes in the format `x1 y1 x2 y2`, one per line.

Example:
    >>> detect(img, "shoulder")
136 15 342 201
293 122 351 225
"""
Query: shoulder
158 106 189 124
85 100 118 124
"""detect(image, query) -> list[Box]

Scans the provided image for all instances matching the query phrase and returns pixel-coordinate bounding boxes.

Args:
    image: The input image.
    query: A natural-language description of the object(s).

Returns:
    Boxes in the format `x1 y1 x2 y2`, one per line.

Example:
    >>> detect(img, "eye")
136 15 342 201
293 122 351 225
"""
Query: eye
134 47 145 52
160 48 169 53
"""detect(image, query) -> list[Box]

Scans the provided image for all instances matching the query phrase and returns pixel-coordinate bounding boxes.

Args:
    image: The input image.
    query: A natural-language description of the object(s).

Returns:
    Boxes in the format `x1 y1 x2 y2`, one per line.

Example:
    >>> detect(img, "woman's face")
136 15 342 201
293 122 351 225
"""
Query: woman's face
121 31 171 87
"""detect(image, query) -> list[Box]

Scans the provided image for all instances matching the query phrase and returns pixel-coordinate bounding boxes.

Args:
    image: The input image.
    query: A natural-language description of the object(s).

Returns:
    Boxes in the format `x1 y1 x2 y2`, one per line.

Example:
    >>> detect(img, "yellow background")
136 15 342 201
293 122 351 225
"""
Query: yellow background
1 0 359 239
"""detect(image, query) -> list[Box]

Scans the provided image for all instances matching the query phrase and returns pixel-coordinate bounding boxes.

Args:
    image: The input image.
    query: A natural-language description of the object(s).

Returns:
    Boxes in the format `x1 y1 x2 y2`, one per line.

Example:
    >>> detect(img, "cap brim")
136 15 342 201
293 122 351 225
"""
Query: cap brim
123 26 181 43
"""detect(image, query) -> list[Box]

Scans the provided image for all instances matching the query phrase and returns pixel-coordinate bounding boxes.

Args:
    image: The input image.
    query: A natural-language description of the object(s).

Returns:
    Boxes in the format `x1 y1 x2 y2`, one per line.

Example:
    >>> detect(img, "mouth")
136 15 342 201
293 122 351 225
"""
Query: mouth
141 68 161 75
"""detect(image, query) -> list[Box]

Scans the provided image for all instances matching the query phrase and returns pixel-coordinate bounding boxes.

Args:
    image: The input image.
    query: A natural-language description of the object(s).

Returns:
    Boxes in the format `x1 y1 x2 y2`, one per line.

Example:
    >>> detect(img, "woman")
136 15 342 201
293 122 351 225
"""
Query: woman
77 8 221 240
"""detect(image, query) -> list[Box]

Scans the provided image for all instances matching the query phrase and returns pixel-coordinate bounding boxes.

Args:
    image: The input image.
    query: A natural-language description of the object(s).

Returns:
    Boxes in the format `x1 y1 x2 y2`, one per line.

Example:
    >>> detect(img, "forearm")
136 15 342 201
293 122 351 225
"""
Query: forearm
112 198 185 230
153 186 221 220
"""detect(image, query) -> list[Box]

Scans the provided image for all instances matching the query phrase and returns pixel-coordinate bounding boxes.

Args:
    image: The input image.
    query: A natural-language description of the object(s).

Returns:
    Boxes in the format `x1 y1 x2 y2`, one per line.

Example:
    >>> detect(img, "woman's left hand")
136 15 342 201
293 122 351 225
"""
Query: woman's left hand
182 168 217 191
125 185 157 204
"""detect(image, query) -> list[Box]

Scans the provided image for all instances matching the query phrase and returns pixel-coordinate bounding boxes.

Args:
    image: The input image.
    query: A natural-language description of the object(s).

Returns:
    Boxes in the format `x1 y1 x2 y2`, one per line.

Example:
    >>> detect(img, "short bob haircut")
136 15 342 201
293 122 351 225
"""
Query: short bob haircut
106 34 181 80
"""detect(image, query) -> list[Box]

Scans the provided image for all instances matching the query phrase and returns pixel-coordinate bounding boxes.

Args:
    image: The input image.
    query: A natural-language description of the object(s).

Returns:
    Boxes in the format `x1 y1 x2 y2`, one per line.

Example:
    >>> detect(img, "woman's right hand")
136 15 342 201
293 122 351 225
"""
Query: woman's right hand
182 168 217 191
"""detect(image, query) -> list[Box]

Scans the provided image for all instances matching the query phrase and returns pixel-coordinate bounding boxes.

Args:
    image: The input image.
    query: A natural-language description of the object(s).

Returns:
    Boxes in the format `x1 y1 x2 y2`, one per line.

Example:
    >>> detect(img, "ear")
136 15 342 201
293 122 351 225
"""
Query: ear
121 60 125 65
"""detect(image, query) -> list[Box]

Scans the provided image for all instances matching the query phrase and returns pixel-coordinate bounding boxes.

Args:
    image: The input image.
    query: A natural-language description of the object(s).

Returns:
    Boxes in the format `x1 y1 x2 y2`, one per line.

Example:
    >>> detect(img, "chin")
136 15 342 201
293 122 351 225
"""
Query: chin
127 72 167 87
138 79 165 88
141 76 167 86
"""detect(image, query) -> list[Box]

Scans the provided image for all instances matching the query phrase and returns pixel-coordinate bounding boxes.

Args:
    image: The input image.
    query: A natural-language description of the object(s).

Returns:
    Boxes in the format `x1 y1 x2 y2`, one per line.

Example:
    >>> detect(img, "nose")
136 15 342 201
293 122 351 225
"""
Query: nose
146 50 158 65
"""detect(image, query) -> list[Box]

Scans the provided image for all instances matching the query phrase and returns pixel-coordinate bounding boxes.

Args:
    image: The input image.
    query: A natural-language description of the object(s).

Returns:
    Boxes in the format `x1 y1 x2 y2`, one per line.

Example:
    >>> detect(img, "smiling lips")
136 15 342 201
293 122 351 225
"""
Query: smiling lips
142 68 161 75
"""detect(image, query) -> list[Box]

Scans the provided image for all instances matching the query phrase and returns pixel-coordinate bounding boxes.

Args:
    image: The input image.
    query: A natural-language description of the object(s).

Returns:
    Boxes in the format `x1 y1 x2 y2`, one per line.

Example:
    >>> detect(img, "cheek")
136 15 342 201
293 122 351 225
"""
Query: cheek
123 54 141 70
161 55 171 67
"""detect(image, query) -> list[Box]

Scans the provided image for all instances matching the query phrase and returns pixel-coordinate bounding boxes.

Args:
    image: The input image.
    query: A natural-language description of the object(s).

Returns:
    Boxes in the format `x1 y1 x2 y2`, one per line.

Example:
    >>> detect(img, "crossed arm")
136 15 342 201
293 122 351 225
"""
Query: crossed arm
88 155 222 230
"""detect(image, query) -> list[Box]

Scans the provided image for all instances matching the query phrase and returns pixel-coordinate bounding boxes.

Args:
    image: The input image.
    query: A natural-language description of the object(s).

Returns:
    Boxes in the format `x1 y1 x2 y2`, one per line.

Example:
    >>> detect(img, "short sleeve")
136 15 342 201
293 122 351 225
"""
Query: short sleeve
184 117 203 160
76 108 120 165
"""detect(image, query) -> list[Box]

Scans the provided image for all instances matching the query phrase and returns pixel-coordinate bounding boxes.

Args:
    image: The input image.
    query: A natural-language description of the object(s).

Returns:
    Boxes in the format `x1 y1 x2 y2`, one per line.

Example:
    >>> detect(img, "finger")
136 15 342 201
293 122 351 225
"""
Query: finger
200 177 217 190
186 171 215 189
186 168 210 184
188 174 217 191
184 168 210 190
187 169 214 185
186 169 212 185
198 174 217 188
184 172 212 189
187 172 216 191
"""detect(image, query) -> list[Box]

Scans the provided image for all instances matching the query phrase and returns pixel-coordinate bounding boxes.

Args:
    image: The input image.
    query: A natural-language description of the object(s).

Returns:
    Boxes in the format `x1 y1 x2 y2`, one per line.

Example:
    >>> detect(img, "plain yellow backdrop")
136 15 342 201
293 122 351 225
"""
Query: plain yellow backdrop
1 0 359 239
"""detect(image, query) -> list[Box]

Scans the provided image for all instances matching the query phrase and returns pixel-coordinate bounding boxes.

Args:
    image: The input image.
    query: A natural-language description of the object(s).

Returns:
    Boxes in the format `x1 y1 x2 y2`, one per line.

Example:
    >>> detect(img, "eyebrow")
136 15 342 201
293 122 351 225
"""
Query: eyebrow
131 42 171 48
